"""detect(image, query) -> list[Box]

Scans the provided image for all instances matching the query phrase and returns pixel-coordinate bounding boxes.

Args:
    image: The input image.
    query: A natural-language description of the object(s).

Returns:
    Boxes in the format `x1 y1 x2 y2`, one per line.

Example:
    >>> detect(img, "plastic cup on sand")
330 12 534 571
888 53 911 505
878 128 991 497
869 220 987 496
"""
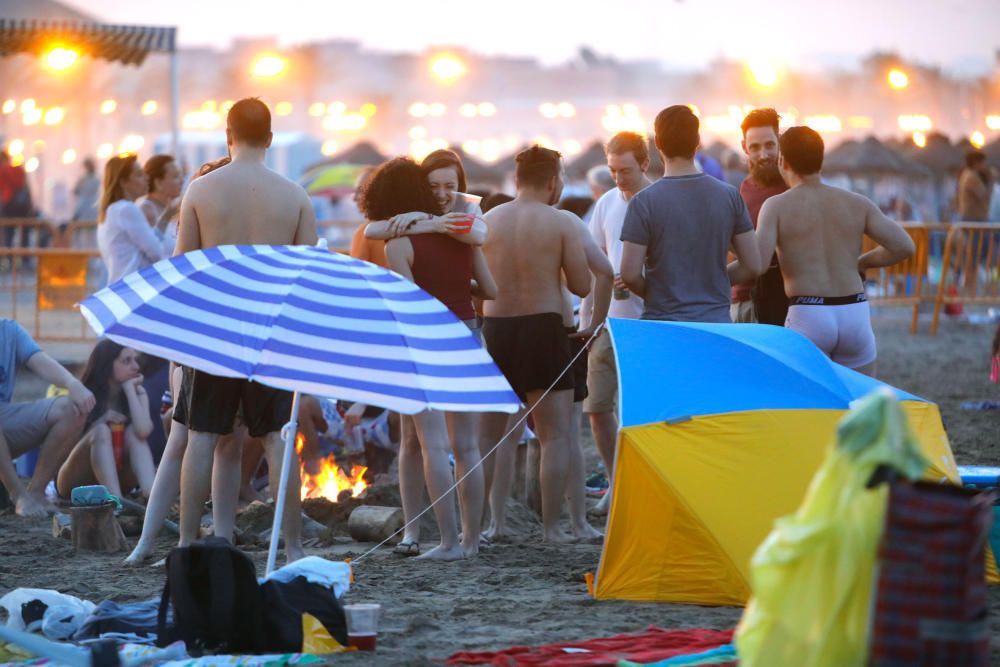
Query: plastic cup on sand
344 603 381 651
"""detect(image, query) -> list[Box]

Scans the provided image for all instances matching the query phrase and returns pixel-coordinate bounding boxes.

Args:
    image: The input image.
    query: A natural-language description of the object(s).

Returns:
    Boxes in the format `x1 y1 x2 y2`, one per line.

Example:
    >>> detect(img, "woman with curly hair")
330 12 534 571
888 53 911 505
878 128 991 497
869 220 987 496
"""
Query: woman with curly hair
363 149 487 246
360 157 497 560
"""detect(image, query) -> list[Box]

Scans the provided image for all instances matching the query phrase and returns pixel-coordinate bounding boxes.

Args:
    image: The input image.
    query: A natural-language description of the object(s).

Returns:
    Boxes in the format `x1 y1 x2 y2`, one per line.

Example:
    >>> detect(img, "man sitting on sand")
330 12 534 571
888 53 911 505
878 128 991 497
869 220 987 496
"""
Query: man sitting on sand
729 126 915 376
478 146 592 544
0 319 95 517
173 98 317 563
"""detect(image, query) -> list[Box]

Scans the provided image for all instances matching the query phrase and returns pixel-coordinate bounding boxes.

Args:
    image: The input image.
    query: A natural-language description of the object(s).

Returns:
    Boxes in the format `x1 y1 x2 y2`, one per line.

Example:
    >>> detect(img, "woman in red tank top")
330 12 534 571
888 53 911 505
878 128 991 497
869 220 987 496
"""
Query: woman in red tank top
360 157 497 561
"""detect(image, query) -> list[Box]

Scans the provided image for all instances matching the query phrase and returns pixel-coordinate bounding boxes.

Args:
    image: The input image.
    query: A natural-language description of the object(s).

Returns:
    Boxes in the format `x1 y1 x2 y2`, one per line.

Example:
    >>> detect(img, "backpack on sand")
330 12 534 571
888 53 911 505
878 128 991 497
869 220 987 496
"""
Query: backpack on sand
156 537 267 654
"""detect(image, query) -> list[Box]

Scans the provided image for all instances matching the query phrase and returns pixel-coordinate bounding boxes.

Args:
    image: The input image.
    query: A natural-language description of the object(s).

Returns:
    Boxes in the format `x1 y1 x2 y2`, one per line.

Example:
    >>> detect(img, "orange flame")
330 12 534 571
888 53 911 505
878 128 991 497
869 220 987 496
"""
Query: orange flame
296 433 368 501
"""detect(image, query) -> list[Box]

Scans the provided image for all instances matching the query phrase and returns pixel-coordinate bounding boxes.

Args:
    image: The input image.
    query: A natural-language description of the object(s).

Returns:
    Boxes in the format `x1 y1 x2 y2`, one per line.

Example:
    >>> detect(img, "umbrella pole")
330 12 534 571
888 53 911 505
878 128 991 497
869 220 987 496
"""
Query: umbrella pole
266 390 302 576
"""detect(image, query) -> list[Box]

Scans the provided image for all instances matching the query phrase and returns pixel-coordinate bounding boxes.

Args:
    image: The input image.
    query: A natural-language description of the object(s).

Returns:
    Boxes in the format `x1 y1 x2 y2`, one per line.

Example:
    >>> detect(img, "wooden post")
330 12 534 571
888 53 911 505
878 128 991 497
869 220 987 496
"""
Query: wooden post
70 504 129 553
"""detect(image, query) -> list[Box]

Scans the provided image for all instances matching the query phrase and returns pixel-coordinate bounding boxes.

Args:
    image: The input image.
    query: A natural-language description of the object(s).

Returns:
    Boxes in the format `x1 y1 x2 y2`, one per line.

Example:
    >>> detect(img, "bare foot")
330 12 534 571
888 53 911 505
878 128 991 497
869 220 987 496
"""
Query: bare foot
543 528 577 544
15 493 53 518
588 492 611 517
571 522 604 542
123 542 156 566
460 540 479 558
482 523 511 543
415 543 466 561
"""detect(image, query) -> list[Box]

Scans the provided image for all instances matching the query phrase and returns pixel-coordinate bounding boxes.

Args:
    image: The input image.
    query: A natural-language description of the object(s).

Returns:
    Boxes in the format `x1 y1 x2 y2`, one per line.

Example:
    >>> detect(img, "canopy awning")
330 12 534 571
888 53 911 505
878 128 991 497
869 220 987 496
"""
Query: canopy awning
0 18 175 65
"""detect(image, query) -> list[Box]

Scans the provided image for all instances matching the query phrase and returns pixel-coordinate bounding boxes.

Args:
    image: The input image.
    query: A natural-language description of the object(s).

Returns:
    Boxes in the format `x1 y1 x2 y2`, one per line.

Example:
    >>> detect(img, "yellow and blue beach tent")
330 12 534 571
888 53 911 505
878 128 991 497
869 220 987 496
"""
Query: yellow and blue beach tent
593 319 970 606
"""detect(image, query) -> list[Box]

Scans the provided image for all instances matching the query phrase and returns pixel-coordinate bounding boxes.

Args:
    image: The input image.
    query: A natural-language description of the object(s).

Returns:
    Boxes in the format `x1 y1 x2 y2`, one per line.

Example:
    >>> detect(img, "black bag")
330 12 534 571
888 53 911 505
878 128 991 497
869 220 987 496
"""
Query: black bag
156 538 268 654
752 262 789 326
260 575 348 650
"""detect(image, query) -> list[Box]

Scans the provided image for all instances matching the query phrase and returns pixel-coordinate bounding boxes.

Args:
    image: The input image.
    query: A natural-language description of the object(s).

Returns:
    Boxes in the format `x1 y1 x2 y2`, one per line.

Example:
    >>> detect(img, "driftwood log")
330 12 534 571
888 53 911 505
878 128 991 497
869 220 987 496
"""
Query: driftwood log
70 504 129 553
347 505 403 543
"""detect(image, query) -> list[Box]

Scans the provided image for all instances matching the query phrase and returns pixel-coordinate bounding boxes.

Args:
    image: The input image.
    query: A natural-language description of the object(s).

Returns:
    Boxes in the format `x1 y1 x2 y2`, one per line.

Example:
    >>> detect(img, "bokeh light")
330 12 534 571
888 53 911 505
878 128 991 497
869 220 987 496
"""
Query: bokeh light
887 69 909 90
252 54 287 78
429 53 466 83
43 107 65 125
44 47 79 72
747 60 778 88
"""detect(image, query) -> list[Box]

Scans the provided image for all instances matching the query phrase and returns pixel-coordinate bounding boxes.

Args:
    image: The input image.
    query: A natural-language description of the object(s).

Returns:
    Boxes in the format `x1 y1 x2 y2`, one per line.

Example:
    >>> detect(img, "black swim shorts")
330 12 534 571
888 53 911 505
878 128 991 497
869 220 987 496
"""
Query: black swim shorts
173 367 293 438
482 312 575 403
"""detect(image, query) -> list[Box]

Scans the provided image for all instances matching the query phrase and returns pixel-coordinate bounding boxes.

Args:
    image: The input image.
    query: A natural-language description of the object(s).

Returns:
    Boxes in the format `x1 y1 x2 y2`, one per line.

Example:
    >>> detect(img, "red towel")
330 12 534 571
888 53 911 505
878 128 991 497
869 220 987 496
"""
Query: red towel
446 626 734 666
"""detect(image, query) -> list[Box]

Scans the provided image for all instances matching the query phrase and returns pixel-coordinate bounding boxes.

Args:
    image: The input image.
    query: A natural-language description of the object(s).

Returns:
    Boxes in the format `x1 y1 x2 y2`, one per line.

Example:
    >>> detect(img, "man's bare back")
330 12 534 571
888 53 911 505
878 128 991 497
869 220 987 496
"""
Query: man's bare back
176 160 317 252
758 181 912 297
482 200 590 316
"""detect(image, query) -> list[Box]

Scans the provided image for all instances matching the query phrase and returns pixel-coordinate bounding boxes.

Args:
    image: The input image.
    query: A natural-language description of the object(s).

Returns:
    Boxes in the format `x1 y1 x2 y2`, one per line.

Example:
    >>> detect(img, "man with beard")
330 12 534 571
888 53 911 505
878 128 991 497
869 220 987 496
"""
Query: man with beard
729 127 914 376
730 109 789 324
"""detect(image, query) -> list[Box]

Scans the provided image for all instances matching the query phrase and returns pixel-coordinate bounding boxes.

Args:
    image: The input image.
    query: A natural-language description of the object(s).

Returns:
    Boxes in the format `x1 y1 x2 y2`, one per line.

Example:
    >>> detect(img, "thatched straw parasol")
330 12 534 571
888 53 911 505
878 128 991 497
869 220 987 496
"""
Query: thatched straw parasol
823 137 928 178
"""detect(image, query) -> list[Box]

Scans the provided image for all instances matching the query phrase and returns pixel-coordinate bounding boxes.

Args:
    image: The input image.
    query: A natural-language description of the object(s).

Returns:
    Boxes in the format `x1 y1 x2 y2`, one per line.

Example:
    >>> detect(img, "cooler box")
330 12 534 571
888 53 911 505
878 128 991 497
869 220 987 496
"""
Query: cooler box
958 466 1000 488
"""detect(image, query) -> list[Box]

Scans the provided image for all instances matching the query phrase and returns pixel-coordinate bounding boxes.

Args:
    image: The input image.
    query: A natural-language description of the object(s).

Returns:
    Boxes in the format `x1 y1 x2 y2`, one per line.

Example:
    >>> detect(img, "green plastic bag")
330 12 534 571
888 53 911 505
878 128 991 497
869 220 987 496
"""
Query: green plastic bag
735 389 927 667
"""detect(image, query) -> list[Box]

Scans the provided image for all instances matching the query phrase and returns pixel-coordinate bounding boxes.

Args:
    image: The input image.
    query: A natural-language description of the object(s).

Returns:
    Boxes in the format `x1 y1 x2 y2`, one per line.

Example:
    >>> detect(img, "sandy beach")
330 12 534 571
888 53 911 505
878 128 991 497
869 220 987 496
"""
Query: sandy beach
0 310 997 666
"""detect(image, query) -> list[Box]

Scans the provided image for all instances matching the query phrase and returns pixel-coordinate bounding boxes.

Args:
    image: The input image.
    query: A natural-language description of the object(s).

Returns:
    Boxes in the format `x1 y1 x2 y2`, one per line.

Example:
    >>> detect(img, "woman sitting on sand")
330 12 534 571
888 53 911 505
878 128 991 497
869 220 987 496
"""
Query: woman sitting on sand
360 157 497 561
56 340 155 501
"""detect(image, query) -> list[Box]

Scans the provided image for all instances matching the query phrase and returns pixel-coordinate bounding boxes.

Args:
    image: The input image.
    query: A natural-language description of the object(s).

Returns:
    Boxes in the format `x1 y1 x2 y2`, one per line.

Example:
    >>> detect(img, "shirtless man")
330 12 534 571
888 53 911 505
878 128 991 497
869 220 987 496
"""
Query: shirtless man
174 98 317 561
729 126 914 375
479 146 592 543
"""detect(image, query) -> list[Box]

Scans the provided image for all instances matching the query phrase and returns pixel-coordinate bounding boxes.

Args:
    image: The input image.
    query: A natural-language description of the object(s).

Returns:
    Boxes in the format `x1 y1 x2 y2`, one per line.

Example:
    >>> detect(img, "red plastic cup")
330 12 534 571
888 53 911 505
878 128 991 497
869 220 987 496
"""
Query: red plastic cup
110 423 125 469
455 214 475 234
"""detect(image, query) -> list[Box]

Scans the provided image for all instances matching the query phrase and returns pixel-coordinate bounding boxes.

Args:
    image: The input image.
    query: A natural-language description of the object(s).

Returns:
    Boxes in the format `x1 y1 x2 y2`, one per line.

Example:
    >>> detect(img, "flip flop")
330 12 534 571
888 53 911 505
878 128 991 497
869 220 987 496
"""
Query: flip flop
393 541 420 557
479 534 492 549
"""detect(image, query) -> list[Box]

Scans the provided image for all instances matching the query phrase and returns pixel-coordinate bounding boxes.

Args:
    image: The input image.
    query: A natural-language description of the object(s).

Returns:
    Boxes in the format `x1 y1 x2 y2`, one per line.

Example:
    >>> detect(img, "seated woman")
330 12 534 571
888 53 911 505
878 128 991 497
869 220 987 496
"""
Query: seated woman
56 340 155 500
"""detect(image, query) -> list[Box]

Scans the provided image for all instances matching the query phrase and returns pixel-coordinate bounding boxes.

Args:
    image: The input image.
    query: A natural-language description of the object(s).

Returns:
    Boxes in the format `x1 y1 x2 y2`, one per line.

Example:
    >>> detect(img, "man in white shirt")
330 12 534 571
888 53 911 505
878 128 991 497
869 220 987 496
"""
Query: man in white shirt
580 132 652 515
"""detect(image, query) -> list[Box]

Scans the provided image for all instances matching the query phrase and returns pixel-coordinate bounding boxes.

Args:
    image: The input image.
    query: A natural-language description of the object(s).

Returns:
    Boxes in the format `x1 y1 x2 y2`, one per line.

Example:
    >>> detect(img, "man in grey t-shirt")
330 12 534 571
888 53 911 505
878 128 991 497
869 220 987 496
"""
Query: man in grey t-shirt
621 105 763 322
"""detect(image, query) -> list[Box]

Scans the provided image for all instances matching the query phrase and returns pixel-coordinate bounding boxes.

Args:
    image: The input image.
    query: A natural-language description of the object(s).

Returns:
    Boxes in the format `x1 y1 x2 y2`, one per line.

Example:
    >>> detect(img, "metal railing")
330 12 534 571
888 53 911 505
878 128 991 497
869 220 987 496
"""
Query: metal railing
929 223 1000 335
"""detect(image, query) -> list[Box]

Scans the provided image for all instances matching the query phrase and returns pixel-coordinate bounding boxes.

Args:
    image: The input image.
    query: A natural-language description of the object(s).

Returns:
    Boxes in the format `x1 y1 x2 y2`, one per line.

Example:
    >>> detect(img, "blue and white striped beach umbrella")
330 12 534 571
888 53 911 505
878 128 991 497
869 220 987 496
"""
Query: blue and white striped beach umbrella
81 243 519 574
80 243 520 415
